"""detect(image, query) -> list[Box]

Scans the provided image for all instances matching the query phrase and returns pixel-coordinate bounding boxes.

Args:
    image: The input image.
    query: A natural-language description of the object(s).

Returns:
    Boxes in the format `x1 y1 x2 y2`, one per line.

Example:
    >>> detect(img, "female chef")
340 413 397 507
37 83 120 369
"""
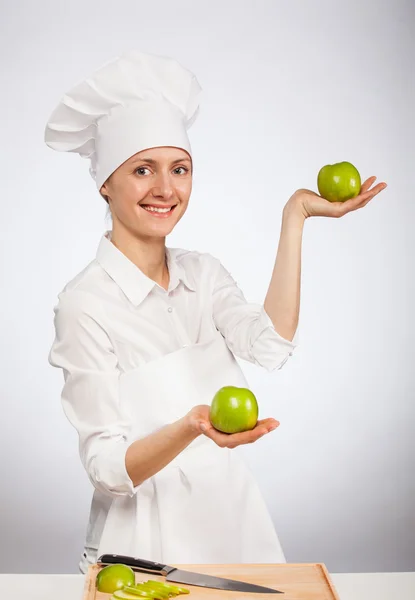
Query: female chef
45 50 386 573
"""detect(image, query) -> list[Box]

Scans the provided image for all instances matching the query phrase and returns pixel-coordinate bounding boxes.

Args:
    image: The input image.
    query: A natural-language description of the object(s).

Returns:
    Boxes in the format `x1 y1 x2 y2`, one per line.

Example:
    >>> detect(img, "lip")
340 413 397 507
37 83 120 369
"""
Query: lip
139 203 177 208
139 203 178 218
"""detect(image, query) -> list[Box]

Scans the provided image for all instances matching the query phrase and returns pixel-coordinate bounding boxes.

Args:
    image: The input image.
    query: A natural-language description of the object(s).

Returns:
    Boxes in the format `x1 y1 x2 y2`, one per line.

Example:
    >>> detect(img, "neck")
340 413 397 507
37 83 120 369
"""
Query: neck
109 222 169 290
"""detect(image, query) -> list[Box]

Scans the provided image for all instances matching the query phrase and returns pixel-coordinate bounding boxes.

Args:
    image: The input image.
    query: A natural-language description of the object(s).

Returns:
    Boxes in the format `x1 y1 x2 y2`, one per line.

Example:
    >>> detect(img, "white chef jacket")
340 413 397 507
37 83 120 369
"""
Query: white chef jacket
48 230 298 571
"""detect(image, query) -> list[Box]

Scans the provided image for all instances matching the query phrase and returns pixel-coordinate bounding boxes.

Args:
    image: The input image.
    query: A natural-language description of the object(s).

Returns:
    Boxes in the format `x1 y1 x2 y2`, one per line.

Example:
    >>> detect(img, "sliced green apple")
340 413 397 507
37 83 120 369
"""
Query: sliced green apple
118 584 163 598
113 590 151 600
138 583 170 598
147 580 190 595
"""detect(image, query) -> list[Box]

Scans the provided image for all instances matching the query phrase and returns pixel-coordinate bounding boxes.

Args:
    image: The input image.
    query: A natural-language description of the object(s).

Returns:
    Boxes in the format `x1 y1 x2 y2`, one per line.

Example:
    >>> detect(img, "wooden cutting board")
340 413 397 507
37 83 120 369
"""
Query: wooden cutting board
83 563 341 599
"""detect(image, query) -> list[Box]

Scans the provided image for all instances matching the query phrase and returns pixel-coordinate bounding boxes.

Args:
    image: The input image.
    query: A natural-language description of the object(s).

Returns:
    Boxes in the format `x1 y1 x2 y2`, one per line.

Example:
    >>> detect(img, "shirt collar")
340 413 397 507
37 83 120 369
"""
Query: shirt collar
96 231 195 307
166 247 196 294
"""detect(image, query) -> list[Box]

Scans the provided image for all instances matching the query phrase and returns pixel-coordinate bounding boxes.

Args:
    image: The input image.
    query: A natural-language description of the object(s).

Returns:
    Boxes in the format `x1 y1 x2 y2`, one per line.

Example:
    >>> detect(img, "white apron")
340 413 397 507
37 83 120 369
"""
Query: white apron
96 332 286 564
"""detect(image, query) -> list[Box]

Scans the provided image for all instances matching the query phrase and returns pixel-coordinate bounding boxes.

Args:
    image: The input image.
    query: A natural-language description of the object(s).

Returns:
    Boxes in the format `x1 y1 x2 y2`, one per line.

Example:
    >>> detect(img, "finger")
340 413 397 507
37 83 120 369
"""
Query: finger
202 423 265 446
245 419 280 435
337 182 387 215
199 422 227 441
351 184 385 206
360 176 377 194
348 193 377 212
373 182 388 194
358 185 386 209
210 425 267 448
360 196 373 209
341 193 373 212
228 426 270 446
202 428 232 447
224 421 280 447
359 182 387 200
203 420 263 438
201 417 280 447
257 418 280 429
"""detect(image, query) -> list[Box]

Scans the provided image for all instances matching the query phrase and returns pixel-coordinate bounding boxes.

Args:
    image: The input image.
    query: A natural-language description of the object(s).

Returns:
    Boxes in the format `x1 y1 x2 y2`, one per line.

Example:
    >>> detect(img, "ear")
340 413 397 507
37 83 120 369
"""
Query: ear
100 176 111 203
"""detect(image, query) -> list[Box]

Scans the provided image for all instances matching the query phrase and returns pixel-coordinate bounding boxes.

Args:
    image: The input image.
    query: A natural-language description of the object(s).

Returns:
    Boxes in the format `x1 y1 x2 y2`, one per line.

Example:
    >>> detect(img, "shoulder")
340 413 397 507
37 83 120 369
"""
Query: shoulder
170 249 236 293
169 247 223 276
56 259 113 298
52 261 110 326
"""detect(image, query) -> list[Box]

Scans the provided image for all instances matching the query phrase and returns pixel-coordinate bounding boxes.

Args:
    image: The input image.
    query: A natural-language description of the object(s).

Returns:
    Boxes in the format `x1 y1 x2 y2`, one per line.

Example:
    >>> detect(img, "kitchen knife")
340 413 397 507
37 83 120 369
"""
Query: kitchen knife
98 554 284 594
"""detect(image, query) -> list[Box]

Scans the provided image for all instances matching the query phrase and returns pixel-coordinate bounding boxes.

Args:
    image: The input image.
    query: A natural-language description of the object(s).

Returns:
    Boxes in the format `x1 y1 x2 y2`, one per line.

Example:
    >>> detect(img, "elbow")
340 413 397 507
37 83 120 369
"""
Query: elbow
245 307 299 371
89 470 135 498
273 324 298 343
260 352 293 373
85 446 138 498
249 335 297 372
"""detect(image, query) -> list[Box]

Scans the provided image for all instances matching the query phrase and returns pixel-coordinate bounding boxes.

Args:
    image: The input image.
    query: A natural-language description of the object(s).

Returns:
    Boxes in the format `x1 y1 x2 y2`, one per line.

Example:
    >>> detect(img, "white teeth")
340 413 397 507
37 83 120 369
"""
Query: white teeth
142 205 173 213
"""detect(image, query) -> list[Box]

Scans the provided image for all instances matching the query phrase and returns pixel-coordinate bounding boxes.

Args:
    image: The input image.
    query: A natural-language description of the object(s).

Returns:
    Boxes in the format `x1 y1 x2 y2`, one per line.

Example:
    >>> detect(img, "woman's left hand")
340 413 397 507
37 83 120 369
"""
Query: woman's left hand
187 405 279 449
285 176 387 220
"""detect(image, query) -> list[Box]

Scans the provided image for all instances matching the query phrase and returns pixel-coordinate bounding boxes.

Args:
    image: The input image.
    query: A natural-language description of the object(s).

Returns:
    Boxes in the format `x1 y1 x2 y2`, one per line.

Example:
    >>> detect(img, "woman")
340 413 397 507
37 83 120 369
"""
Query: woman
45 51 386 574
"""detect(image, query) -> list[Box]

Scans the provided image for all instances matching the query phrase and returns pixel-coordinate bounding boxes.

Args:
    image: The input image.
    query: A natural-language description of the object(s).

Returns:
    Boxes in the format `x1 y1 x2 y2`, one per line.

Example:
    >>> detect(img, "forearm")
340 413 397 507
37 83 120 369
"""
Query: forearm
264 205 305 341
125 415 200 487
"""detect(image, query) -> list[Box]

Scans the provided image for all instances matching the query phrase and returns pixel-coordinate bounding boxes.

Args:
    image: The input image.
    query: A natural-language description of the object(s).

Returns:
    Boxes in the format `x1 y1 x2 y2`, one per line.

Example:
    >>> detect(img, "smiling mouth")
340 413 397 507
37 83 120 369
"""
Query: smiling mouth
139 203 178 218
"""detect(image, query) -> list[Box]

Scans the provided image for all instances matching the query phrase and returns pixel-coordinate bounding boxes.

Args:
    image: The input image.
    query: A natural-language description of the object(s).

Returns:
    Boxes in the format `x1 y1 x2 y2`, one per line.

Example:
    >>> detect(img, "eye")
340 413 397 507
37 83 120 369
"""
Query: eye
174 167 189 175
135 167 150 176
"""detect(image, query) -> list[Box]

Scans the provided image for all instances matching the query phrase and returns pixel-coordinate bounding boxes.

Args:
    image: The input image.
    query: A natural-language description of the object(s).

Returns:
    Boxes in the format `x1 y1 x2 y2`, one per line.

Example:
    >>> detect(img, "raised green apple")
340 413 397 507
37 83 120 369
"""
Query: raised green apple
317 161 361 202
210 386 258 434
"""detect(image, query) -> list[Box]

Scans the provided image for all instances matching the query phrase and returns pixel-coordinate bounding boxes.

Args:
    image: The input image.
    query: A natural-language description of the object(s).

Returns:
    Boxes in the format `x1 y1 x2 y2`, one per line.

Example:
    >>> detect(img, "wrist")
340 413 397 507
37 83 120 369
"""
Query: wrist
282 202 306 229
180 414 202 440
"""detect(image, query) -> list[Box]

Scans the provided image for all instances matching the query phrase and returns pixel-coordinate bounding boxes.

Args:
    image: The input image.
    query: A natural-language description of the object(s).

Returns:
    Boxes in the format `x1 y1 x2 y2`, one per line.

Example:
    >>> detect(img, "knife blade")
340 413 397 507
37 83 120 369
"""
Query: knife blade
98 554 284 594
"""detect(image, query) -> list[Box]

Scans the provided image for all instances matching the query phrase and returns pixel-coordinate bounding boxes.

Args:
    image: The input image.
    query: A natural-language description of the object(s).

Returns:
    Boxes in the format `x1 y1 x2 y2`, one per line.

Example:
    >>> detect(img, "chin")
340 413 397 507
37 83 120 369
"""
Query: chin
139 221 178 239
140 208 185 236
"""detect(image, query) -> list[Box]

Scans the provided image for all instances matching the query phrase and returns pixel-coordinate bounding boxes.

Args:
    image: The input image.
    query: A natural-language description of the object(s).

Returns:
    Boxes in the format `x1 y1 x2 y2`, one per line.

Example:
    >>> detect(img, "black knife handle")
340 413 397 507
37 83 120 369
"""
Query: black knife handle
98 554 171 575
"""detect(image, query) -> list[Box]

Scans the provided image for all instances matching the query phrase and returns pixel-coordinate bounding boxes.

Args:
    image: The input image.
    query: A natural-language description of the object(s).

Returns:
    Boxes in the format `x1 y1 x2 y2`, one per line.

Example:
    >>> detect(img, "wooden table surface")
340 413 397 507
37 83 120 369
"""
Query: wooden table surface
1 572 414 600
85 563 341 599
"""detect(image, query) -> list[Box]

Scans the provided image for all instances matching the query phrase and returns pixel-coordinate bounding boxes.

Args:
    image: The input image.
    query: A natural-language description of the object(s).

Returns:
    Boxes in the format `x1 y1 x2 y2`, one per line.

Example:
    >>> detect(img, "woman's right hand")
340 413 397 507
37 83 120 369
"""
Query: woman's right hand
186 405 280 449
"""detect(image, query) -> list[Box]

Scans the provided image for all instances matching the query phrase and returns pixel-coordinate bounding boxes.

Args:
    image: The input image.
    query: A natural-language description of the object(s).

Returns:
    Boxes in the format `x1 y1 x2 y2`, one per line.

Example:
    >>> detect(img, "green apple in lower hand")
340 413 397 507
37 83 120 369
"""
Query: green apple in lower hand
210 386 258 434
317 161 361 202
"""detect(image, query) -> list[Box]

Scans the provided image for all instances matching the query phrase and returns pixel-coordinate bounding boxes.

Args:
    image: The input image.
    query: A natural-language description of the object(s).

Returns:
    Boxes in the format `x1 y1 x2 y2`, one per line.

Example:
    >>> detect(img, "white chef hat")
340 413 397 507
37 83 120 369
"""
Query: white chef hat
44 50 202 191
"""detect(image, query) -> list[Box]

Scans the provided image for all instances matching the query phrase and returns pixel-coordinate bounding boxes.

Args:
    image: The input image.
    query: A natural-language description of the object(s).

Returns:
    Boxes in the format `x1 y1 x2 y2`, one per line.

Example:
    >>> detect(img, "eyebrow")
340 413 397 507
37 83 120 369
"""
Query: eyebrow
130 156 192 166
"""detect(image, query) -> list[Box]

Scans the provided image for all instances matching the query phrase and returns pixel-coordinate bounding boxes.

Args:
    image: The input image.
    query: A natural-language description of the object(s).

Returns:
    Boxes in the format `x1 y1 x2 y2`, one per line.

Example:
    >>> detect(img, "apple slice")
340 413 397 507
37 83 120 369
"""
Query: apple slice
138 583 171 598
113 591 151 600
117 584 163 598
146 580 190 595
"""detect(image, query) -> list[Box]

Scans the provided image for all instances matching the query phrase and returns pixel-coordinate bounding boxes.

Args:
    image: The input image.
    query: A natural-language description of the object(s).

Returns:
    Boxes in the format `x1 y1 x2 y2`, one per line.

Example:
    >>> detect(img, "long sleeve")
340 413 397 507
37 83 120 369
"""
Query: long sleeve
48 290 138 498
211 257 299 372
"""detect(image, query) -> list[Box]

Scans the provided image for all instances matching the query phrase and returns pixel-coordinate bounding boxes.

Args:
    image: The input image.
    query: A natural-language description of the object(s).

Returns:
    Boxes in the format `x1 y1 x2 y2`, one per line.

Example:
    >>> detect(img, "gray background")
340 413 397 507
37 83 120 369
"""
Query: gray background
1 0 414 575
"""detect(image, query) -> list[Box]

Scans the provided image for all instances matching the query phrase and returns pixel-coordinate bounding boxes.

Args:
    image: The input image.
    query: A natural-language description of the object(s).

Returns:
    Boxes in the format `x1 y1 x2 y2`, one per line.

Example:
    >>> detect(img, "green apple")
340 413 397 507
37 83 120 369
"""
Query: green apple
96 564 135 593
317 161 361 202
210 386 258 434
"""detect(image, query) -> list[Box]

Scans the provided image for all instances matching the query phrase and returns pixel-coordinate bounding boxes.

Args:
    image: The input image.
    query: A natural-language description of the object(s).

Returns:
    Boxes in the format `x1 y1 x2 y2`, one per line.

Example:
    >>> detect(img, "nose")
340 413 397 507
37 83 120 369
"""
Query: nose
151 172 175 201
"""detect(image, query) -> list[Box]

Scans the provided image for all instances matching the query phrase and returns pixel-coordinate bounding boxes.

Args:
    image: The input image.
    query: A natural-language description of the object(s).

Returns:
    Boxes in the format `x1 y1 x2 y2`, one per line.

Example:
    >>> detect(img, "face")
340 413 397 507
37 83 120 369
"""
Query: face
100 146 193 239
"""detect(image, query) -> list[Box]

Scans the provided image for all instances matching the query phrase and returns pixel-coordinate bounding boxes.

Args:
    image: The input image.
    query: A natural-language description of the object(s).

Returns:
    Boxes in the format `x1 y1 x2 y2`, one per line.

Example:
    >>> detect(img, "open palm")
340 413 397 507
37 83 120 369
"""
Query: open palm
292 176 387 219
187 404 279 449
